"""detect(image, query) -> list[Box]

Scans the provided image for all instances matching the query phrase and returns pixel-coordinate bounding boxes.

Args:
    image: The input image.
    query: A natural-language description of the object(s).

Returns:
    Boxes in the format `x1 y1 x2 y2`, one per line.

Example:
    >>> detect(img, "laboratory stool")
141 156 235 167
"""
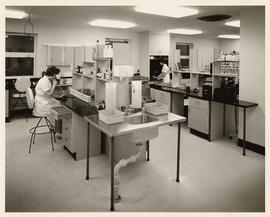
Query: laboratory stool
12 77 31 121
26 88 56 153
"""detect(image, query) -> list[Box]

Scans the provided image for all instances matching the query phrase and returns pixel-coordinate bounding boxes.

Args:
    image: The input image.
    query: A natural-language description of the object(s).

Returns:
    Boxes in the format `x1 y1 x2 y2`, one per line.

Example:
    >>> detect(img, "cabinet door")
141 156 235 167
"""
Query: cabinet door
62 117 73 152
149 32 170 55
84 46 94 62
188 106 209 134
150 88 156 100
49 46 62 65
74 46 84 67
159 91 170 105
64 47 74 65
154 89 170 106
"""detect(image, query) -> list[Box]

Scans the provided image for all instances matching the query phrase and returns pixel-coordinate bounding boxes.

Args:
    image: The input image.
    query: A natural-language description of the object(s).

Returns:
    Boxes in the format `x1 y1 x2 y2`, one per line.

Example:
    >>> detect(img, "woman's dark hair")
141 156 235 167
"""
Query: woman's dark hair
44 66 60 76
160 58 167 64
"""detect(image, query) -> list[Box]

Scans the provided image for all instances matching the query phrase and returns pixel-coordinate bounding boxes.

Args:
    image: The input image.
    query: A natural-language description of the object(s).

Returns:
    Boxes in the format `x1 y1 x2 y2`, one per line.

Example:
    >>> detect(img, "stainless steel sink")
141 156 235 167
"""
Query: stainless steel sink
124 114 158 125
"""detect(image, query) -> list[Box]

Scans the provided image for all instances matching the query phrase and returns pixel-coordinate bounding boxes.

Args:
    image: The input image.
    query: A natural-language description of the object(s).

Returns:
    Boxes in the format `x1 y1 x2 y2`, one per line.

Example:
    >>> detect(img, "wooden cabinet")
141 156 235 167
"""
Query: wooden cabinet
46 45 75 66
62 116 74 152
73 46 84 67
48 46 62 65
63 46 74 65
188 97 209 134
150 88 170 109
188 106 209 134
84 46 94 62
149 32 170 55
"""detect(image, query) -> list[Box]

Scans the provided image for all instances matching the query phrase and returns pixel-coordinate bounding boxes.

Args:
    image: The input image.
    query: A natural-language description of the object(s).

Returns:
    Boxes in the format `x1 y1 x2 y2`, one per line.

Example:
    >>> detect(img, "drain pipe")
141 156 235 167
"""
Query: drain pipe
114 142 144 202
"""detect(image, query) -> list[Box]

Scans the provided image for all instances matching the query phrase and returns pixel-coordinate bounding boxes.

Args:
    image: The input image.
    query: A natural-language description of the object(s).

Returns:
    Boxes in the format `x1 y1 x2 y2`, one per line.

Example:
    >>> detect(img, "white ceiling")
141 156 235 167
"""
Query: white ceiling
6 6 256 38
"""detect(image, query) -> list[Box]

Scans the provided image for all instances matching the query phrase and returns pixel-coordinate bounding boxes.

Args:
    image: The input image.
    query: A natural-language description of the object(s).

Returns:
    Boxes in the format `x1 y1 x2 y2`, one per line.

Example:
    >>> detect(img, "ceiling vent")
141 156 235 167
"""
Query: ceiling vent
197 14 232 22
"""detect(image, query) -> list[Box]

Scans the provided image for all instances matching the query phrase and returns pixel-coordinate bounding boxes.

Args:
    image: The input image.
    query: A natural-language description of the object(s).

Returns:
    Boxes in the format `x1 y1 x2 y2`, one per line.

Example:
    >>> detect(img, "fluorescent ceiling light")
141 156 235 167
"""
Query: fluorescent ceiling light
167 28 202 35
134 6 198 18
225 20 240 27
5 9 26 19
89 19 136 29
218 34 240 39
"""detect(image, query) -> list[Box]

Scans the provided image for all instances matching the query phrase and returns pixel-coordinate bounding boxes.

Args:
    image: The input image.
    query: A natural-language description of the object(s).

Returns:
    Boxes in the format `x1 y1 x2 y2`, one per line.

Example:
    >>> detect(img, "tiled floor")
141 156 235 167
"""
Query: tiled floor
5 117 265 212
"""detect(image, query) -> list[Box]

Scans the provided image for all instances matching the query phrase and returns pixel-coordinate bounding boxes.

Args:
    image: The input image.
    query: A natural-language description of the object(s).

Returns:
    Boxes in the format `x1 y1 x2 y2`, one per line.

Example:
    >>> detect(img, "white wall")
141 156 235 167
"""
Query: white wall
139 31 150 77
239 7 265 146
219 39 240 53
6 19 140 77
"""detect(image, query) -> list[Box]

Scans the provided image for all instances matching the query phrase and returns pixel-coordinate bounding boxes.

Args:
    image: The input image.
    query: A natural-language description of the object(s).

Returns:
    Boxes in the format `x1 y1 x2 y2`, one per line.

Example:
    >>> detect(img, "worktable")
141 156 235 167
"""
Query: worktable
84 112 186 211
150 83 258 156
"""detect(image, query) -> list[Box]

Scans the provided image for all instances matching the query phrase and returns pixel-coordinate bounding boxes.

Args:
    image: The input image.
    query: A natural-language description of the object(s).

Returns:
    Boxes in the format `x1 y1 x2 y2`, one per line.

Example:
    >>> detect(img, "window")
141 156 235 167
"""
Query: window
176 43 193 72
5 33 36 77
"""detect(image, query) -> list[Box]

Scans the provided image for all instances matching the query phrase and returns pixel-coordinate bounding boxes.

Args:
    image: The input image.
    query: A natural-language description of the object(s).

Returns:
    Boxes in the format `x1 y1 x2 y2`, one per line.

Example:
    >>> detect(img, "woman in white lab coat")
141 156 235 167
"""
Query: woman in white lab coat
154 59 171 84
33 66 61 117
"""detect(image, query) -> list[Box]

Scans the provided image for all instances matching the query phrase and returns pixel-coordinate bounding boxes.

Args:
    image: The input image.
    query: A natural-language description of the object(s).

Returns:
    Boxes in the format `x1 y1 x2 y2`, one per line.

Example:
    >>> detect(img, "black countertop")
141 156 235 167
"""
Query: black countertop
150 83 258 108
59 95 99 117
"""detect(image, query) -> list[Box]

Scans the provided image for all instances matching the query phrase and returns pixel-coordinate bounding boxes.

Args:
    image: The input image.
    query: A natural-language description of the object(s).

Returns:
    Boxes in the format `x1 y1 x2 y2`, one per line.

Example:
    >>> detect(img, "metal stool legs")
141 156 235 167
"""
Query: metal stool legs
44 117 55 151
45 118 56 143
28 117 55 153
12 93 29 122
29 117 42 153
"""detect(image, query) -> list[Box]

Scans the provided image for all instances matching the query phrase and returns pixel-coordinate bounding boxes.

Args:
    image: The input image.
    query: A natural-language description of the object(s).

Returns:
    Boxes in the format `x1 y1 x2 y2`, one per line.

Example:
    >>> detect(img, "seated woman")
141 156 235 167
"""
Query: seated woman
33 66 62 117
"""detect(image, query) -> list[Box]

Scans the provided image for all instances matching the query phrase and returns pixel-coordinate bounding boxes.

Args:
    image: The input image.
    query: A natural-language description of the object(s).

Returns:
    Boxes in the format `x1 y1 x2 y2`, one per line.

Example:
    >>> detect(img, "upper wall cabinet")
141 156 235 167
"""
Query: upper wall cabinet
48 46 62 65
74 46 84 66
46 45 74 66
149 32 170 55
64 46 74 65
84 46 94 62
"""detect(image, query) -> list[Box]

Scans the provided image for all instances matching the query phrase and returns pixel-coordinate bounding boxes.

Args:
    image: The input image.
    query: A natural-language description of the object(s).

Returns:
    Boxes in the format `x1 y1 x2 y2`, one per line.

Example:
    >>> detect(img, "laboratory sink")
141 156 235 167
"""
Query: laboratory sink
124 114 158 125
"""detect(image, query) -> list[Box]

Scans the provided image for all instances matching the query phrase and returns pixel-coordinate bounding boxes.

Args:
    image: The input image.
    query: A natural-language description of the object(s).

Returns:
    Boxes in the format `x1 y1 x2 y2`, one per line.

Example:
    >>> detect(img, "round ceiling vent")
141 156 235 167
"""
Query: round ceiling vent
197 14 232 22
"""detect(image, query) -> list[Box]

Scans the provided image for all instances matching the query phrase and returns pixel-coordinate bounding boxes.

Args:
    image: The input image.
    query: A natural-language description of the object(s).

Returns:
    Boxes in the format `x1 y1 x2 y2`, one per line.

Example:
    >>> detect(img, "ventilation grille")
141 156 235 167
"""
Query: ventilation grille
197 15 232 22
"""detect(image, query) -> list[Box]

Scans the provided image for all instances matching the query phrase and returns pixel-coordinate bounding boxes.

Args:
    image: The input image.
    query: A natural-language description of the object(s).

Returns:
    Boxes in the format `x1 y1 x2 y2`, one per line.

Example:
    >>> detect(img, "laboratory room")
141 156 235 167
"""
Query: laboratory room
4 4 266 214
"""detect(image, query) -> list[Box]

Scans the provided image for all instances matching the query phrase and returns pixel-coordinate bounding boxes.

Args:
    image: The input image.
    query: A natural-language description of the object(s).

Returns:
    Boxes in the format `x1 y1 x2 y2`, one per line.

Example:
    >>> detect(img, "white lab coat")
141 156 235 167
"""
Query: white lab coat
162 64 170 84
33 76 60 117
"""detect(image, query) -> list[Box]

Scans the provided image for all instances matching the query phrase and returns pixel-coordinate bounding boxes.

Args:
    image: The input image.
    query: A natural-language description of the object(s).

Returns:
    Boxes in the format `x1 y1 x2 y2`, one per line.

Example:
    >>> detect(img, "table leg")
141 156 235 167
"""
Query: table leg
176 122 181 182
86 123 90 180
243 108 246 156
110 137 115 211
170 93 173 126
146 141 150 161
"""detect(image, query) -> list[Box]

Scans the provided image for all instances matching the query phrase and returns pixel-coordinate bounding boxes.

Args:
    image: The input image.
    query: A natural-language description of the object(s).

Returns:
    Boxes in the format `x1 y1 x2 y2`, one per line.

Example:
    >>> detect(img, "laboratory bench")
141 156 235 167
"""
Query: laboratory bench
149 83 258 156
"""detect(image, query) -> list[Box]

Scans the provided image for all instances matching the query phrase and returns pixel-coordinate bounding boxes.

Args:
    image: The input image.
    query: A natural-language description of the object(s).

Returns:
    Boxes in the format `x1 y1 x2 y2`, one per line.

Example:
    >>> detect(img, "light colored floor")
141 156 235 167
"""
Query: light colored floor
5 117 265 212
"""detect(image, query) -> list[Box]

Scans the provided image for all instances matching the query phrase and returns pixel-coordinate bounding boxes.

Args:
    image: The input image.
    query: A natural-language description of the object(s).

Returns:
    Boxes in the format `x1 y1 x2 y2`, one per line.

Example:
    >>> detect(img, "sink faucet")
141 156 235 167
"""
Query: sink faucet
125 106 135 116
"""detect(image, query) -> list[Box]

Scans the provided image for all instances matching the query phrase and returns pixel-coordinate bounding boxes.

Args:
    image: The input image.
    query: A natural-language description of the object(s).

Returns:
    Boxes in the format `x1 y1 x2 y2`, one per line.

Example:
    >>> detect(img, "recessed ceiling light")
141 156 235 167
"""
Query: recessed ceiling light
5 9 26 19
167 28 202 35
88 19 136 29
225 20 240 27
218 34 240 39
134 6 198 18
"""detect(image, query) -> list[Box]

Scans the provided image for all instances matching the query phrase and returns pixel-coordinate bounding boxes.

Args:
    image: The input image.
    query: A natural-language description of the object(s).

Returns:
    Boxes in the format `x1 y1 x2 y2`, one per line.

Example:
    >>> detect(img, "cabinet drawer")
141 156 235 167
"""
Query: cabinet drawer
51 106 72 120
62 118 71 129
189 97 209 110
155 90 170 105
